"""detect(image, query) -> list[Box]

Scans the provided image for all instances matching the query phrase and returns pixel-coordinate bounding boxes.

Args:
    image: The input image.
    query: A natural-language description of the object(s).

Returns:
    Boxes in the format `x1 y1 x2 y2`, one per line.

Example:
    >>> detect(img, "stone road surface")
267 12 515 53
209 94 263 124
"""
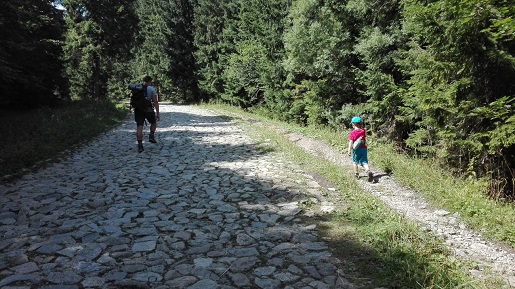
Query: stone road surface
0 105 357 289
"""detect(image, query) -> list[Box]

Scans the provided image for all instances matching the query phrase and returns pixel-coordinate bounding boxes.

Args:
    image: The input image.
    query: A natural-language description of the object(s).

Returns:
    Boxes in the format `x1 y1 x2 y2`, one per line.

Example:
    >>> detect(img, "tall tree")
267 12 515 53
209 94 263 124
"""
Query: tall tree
193 0 239 100
166 0 200 103
0 0 67 107
399 0 515 196
282 0 355 125
63 0 138 100
347 0 408 138
131 0 174 98
221 0 290 109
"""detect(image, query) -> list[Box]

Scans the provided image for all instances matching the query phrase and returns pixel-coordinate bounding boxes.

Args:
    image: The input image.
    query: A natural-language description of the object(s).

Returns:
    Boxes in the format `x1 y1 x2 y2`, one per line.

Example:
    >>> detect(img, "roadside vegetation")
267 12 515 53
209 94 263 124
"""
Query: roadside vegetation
207 104 511 288
0 100 128 179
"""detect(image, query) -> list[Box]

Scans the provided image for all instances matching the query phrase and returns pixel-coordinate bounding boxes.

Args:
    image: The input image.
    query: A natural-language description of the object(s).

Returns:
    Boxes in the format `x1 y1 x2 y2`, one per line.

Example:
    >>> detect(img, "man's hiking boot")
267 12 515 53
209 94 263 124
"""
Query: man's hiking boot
138 143 144 153
354 172 359 179
149 135 157 144
366 170 374 182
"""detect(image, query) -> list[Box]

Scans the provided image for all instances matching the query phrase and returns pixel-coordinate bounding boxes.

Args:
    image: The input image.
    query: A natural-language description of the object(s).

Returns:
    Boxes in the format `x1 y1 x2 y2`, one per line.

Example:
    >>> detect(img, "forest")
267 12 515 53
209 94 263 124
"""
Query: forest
1 0 513 198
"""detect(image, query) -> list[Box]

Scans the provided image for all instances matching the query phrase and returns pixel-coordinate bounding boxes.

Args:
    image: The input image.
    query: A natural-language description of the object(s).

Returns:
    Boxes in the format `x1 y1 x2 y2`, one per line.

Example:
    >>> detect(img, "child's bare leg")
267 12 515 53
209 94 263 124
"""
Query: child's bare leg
363 164 373 182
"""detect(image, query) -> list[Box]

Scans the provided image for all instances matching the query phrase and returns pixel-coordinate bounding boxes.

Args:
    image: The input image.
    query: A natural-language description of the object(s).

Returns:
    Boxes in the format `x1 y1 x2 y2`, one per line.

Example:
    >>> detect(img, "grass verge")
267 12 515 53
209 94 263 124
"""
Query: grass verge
206 104 505 288
0 99 129 180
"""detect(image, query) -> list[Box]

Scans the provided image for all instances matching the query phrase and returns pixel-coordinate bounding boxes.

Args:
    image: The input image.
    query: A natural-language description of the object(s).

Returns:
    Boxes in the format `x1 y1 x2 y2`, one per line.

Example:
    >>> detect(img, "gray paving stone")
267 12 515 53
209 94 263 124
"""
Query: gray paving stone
168 275 198 288
40 285 79 289
255 278 281 289
81 276 105 287
103 271 127 281
132 240 157 252
254 266 276 276
0 105 355 289
228 273 251 287
36 243 63 255
276 272 301 282
229 247 259 257
11 262 38 274
133 271 163 282
187 279 218 289
73 261 108 275
75 246 103 262
0 274 41 287
193 257 213 268
46 271 81 284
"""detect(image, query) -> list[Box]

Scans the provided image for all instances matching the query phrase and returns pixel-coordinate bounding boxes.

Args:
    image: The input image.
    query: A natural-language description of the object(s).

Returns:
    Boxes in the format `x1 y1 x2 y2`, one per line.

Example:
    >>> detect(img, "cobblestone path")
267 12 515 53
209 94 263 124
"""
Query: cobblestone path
0 105 355 289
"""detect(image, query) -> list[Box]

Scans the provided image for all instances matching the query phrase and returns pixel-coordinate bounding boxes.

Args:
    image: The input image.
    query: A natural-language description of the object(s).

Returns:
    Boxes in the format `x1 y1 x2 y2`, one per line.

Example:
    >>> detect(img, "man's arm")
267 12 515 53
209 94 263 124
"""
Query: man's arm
152 93 160 121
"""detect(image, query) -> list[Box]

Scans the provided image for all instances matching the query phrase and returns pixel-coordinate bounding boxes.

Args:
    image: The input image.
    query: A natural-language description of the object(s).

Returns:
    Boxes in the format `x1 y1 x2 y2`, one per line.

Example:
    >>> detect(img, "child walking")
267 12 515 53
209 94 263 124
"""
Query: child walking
347 116 374 182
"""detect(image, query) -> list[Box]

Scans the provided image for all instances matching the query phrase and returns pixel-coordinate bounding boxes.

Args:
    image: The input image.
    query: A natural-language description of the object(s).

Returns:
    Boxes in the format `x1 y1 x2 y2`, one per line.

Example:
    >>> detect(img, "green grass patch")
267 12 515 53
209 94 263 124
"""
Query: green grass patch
206 104 505 288
0 99 129 179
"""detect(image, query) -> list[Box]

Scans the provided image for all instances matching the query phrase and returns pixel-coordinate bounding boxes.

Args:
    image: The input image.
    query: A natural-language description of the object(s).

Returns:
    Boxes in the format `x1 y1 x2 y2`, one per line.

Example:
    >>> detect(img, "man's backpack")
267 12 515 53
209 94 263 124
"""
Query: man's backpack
128 84 151 112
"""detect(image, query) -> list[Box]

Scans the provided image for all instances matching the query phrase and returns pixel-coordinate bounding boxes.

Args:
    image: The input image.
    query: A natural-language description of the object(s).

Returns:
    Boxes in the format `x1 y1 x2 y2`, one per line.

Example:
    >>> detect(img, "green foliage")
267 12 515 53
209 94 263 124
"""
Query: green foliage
130 0 173 98
478 0 515 44
63 17 100 99
63 0 138 100
283 0 349 79
399 0 515 195
259 89 295 121
163 0 199 103
282 0 365 125
286 80 336 126
217 0 289 109
470 96 515 154
331 103 367 130
353 26 406 138
193 0 239 98
0 0 67 107
221 40 271 108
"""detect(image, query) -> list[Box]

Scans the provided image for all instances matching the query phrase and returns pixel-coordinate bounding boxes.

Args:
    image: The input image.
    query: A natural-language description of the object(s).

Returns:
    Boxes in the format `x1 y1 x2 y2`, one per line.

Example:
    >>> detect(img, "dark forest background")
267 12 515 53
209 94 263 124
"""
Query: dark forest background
1 0 513 198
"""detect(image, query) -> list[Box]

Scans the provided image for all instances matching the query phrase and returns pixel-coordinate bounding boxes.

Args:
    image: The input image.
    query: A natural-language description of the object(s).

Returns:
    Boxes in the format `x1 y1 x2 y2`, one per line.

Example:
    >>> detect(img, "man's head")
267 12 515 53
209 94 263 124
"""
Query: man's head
143 75 153 84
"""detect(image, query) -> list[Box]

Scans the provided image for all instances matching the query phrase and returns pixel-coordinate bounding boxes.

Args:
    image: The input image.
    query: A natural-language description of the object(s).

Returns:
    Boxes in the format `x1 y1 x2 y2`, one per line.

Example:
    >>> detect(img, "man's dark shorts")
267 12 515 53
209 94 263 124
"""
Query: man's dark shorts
135 109 156 126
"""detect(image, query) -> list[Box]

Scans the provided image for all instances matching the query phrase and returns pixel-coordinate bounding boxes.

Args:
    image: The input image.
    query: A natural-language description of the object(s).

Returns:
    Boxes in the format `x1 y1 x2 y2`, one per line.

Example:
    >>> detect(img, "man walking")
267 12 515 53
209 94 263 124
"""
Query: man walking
135 75 160 153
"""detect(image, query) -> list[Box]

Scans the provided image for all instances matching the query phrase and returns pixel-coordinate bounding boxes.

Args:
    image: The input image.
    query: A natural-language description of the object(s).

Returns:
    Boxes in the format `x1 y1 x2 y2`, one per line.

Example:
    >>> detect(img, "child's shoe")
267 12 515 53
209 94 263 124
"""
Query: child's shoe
354 172 359 179
366 170 373 182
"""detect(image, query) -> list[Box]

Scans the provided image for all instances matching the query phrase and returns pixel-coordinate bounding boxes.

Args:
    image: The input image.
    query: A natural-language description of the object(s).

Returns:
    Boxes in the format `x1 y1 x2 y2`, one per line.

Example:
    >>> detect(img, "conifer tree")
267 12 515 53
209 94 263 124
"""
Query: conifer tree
193 0 239 99
63 0 137 100
222 0 290 109
166 0 200 103
348 0 407 138
400 0 515 195
0 0 67 107
283 0 355 125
